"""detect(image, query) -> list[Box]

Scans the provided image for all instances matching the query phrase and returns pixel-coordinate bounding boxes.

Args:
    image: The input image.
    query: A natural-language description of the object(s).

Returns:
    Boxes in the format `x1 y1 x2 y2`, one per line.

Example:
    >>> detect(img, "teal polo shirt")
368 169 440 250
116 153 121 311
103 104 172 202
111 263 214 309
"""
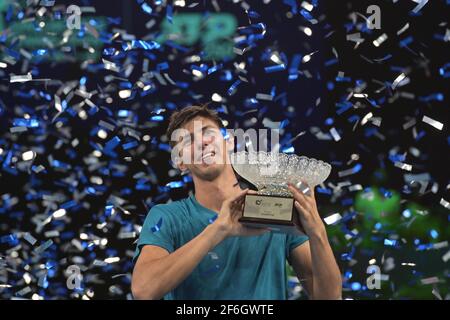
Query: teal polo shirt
133 194 308 299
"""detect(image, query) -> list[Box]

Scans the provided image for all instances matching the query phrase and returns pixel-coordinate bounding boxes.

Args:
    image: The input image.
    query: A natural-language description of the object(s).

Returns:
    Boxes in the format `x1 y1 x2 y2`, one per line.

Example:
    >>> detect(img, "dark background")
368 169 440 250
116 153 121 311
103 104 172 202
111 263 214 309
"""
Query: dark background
0 0 448 299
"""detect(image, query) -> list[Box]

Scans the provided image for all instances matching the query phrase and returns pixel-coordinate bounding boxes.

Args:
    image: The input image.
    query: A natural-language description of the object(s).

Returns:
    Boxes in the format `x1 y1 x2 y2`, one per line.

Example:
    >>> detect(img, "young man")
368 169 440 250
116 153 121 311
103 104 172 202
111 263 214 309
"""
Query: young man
131 105 342 300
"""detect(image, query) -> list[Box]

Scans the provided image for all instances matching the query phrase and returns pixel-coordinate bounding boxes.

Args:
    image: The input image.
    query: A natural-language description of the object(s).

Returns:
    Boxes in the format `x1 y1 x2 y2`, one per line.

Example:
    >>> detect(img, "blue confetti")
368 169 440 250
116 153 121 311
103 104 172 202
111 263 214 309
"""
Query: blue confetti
264 64 286 73
151 218 163 233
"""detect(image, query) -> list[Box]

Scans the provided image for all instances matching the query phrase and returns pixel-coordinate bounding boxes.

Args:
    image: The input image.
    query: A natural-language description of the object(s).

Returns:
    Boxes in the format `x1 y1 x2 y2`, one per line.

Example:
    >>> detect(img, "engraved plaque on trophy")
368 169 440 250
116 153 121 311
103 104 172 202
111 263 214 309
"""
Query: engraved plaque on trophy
231 151 332 235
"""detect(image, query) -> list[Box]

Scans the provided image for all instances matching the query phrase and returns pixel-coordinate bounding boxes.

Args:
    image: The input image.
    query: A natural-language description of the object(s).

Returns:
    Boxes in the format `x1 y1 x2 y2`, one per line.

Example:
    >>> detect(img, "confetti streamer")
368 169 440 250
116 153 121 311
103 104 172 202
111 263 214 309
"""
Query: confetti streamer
0 0 447 301
391 73 407 90
150 218 163 233
439 198 450 210
10 73 32 83
324 213 342 225
422 115 444 130
412 0 429 14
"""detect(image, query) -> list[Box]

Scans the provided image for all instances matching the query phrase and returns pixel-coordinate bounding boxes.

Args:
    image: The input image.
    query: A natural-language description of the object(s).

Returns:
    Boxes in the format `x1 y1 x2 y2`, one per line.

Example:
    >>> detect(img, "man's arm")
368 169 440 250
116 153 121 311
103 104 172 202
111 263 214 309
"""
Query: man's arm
131 189 268 300
288 241 313 297
132 223 225 300
288 183 342 299
290 237 342 299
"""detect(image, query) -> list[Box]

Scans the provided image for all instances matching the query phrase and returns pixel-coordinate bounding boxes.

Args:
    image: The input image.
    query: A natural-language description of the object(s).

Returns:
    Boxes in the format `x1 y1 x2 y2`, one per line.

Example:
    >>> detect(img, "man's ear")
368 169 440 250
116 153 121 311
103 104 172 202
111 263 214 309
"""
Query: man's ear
179 165 189 174
170 151 189 173
176 159 189 173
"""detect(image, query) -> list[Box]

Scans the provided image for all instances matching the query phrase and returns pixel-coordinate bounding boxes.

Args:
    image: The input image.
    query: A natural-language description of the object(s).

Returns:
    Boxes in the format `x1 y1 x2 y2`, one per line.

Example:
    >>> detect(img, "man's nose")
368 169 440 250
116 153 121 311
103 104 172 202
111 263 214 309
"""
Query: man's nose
202 134 215 146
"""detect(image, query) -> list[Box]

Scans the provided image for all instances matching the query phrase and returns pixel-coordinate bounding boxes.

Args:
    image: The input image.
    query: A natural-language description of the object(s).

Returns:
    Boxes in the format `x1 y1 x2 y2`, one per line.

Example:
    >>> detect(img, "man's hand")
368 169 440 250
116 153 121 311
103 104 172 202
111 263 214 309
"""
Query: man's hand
288 182 326 238
212 189 270 239
288 182 342 299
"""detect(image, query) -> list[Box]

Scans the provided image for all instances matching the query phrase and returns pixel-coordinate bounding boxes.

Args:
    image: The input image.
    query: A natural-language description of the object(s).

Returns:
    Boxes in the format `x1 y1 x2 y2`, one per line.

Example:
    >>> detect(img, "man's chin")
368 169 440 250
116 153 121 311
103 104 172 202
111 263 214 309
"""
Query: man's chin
193 164 223 181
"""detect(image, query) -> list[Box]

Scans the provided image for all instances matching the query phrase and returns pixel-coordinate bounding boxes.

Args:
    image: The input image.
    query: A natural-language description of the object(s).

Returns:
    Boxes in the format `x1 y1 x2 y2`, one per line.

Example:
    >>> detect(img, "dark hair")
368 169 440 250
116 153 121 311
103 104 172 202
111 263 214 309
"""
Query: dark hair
166 104 224 148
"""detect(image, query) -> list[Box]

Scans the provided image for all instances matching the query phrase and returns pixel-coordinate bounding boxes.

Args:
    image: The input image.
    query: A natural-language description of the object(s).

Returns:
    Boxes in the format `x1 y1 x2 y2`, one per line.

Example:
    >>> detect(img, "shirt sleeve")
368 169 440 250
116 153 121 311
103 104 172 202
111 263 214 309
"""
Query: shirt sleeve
133 205 176 264
285 233 309 261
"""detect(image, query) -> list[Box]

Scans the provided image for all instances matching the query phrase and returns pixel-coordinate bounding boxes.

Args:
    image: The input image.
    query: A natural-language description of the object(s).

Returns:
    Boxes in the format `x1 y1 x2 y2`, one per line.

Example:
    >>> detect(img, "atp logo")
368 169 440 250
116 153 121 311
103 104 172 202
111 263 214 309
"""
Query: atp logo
0 2 82 31
157 13 237 60
0 0 11 31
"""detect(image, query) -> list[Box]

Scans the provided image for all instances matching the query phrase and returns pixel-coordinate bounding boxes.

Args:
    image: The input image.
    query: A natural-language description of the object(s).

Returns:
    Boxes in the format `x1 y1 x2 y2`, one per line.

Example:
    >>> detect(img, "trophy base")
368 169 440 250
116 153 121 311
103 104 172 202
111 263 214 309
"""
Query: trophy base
239 194 304 235
239 218 305 235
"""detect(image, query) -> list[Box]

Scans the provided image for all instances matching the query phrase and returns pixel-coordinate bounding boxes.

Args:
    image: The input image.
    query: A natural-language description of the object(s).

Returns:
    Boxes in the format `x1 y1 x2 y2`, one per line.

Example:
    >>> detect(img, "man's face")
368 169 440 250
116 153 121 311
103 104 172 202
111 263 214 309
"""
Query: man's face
174 116 230 181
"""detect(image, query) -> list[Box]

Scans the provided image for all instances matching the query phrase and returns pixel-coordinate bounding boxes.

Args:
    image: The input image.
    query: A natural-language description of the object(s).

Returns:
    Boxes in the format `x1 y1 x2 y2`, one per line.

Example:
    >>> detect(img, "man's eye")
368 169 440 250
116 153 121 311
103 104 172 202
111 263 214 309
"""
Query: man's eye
176 139 190 149
205 129 218 136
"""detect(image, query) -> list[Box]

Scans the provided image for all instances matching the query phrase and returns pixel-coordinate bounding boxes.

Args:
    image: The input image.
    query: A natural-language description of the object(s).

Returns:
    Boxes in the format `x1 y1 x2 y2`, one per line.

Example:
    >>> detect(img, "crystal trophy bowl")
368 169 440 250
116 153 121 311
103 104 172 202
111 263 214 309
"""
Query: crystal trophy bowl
230 151 332 234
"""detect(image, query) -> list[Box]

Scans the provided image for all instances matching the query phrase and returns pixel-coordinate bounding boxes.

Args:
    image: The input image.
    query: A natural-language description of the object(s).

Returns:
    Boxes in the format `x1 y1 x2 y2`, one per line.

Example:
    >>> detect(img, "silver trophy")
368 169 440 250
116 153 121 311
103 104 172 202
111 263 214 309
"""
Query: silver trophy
231 151 332 235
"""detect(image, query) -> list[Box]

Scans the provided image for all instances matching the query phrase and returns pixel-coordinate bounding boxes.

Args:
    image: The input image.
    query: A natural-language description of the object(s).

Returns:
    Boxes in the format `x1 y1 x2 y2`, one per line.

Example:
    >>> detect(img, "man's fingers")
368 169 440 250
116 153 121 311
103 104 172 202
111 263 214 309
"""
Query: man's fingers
295 181 312 197
227 189 248 210
310 185 315 198
231 188 248 203
232 196 245 213
230 198 246 219
236 194 246 205
234 202 245 217
288 184 311 209
288 182 312 197
294 200 308 217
